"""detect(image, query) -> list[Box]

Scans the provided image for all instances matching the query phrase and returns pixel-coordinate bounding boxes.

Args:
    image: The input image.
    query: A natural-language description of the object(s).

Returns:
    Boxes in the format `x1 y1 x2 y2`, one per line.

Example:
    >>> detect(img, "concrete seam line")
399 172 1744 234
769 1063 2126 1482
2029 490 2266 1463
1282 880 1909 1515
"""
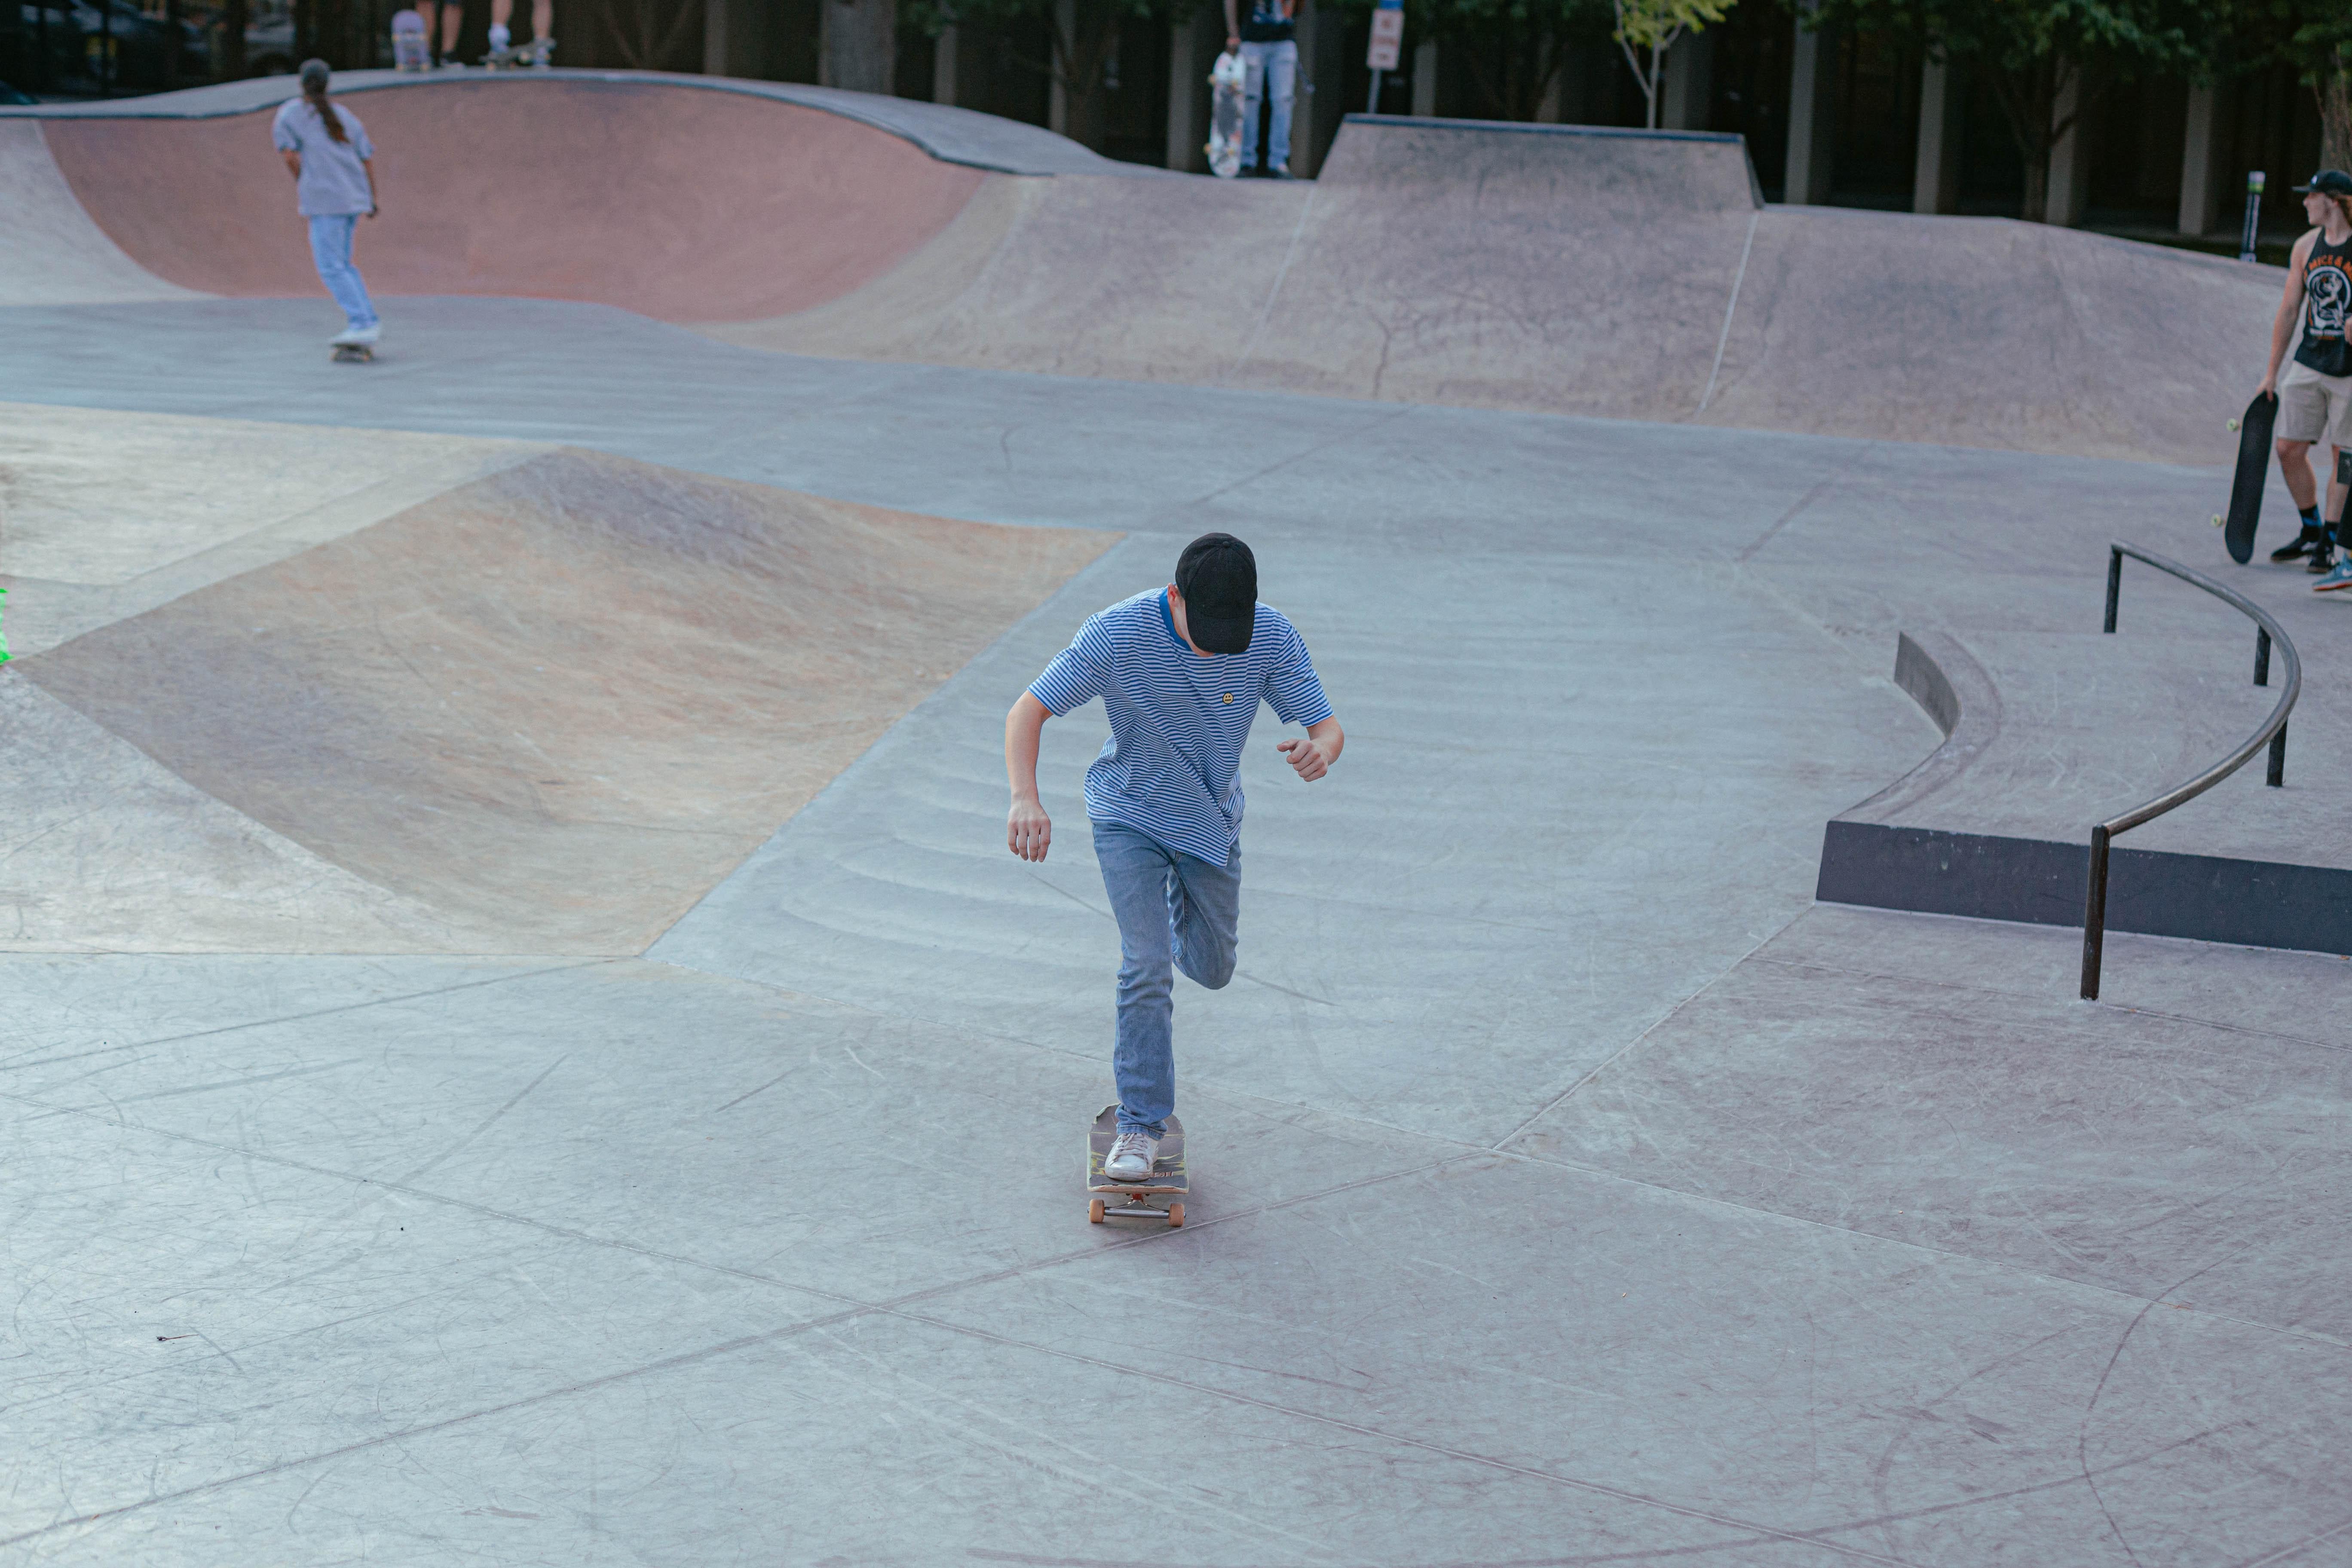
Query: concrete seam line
1229 186 1318 381
1697 210 1759 416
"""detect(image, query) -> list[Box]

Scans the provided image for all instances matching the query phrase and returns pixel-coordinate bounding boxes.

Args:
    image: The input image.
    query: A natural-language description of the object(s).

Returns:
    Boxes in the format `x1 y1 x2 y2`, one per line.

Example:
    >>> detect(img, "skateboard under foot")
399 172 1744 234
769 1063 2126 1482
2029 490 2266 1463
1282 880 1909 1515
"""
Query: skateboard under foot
1087 1105 1186 1227
331 343 374 363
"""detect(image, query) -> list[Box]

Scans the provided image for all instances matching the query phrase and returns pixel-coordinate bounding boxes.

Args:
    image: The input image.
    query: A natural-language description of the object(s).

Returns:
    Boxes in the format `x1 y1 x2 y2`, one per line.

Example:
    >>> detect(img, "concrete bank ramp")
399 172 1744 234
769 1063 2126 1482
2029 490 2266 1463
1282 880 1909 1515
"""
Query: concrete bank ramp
726 116 2276 464
9 439 1112 952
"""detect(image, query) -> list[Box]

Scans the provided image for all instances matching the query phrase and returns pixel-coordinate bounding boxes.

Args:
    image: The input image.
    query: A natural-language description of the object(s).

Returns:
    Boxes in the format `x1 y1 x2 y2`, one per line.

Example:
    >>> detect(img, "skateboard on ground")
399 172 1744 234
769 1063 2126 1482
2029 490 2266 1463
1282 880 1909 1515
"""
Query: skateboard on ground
484 37 553 68
1206 52 1246 179
2218 390 2277 564
1087 1105 1186 1227
331 342 374 363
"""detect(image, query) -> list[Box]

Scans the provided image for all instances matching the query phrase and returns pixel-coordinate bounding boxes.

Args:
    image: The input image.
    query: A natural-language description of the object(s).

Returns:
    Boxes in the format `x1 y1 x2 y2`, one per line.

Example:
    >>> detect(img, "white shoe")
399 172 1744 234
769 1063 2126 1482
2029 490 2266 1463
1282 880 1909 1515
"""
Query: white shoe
331 324 380 348
1103 1129 1160 1182
487 22 510 48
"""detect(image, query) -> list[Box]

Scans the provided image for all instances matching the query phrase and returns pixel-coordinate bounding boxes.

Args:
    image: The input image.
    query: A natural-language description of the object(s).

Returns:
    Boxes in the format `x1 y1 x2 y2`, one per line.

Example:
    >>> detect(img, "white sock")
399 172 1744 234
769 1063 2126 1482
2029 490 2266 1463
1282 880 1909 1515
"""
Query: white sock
488 23 509 48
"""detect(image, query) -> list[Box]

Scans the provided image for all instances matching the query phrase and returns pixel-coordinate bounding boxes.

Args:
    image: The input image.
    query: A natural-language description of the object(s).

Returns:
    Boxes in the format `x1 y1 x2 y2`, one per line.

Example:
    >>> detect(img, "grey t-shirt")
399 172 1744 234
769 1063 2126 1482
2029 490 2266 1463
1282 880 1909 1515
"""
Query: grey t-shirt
271 98 375 217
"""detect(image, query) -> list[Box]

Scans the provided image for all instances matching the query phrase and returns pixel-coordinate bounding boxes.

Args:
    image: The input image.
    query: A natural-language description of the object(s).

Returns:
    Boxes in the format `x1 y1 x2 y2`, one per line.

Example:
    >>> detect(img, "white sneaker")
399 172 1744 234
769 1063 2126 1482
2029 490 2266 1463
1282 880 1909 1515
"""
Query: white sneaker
331 323 381 348
487 22 510 48
1104 1129 1160 1182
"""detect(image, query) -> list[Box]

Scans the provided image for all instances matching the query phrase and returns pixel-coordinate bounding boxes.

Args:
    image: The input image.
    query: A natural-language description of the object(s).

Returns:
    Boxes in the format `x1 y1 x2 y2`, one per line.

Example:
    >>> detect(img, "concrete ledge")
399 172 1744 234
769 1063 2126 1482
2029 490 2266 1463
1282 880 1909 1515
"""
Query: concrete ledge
1817 633 2352 956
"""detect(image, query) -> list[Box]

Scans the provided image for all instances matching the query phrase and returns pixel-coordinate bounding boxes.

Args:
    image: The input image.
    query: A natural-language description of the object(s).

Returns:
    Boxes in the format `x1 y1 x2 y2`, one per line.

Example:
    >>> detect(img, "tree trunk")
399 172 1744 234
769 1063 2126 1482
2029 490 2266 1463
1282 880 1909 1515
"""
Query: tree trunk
2319 57 2352 176
822 0 895 93
1984 55 2059 222
1048 0 1118 151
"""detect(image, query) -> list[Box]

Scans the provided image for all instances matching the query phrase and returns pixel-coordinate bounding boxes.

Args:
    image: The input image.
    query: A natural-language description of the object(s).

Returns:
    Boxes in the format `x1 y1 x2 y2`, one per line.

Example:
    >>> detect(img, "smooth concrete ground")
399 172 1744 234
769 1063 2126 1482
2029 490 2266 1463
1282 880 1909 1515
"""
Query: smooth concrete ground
1 296 2347 1565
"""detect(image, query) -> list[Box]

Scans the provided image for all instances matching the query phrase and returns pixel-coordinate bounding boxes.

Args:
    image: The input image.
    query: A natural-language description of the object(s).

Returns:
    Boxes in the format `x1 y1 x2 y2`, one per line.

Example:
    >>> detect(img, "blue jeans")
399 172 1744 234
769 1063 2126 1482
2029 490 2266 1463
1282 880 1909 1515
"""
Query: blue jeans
306 213 377 331
1091 819 1240 1136
1240 39 1296 172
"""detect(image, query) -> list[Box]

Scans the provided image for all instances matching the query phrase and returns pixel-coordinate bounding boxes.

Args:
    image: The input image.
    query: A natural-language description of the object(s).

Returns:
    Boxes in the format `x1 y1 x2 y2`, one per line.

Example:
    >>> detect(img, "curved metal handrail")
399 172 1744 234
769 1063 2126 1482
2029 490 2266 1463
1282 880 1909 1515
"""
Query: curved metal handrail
2082 542 2301 998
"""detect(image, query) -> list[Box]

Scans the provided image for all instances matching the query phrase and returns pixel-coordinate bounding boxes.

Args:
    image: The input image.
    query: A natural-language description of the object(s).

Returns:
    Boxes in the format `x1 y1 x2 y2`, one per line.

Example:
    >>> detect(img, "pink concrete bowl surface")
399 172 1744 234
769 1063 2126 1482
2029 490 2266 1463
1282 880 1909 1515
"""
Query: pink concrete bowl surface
43 78 984 322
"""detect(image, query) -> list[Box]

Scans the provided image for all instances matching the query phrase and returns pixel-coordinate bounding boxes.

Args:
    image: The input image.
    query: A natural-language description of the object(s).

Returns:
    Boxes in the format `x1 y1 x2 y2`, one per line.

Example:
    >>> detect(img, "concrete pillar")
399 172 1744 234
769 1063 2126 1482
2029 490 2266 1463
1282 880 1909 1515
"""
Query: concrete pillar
820 0 893 92
2046 62 2090 226
1049 0 1072 136
704 0 730 76
1298 0 1345 173
1661 33 1712 131
705 0 775 78
1912 56 1963 214
2179 83 2225 236
1412 38 1436 117
1785 15 1835 204
1167 10 1213 172
933 24 956 106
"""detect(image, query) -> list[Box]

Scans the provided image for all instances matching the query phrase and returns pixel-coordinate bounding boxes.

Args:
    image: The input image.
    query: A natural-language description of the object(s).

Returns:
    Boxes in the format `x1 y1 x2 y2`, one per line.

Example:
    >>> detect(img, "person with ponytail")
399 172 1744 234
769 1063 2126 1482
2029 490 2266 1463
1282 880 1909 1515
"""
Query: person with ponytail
271 60 382 351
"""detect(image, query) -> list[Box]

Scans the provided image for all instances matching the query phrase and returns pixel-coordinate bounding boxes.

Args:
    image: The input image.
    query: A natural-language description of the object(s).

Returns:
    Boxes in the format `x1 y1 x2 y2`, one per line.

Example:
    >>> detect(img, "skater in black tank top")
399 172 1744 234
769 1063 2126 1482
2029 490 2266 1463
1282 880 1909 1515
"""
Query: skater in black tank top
2258 171 2352 568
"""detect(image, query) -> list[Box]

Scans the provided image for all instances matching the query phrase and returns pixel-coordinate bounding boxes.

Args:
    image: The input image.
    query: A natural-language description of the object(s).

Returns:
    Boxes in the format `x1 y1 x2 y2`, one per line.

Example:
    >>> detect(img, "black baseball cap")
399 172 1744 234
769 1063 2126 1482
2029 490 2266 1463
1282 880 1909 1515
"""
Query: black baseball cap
2296 170 2352 195
1174 533 1257 654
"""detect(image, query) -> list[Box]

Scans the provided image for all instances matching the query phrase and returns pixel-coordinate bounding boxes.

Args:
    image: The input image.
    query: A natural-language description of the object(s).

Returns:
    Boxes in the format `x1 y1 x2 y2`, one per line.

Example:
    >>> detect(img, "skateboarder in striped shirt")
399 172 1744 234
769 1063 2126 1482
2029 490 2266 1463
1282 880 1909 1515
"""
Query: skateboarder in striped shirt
1006 535 1344 1181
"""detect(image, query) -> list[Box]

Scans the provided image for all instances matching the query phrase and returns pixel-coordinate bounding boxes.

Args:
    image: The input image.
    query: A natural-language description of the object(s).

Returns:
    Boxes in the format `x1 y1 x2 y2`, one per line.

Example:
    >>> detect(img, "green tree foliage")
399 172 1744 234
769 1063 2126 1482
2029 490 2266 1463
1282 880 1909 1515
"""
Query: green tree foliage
2234 1 2352 172
1799 0 2214 222
907 0 1197 150
1614 0 1734 127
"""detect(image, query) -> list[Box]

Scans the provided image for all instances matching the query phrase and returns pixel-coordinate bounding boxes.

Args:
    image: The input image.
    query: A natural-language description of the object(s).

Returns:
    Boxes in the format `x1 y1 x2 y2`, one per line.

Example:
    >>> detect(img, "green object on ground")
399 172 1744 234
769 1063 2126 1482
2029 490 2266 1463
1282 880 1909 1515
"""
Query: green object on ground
0 586 10 662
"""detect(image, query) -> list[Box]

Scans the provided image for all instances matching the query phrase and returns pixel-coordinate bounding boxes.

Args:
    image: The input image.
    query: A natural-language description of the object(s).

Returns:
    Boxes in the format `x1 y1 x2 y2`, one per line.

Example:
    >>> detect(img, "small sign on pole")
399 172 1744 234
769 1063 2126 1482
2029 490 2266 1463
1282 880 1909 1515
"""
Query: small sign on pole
1367 0 1404 113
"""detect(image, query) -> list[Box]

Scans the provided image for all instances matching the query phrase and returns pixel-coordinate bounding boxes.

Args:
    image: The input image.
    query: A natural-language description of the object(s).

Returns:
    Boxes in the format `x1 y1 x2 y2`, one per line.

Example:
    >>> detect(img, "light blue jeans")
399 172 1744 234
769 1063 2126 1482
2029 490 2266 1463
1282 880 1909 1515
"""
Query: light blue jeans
306 213 377 331
1092 819 1241 1136
1240 39 1297 172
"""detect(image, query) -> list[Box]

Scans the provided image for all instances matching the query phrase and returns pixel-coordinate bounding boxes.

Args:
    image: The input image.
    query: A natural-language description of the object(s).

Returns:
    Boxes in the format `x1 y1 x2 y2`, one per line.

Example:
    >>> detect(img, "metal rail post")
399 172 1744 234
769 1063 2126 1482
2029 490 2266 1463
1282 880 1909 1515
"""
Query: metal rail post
2081 825 2111 1000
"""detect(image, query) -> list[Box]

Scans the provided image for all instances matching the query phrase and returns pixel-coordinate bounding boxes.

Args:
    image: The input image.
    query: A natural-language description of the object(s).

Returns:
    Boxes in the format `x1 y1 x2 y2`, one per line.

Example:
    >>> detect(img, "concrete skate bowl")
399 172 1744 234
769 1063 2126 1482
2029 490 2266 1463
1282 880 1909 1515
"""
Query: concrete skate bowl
27 75 993 321
11 74 2278 461
12 447 1113 953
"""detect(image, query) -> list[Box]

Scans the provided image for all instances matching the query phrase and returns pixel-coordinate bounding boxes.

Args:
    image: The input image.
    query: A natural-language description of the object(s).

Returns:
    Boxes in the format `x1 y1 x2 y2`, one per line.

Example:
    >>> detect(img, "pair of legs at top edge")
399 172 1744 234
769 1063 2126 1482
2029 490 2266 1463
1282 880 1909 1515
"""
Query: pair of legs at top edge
418 0 553 64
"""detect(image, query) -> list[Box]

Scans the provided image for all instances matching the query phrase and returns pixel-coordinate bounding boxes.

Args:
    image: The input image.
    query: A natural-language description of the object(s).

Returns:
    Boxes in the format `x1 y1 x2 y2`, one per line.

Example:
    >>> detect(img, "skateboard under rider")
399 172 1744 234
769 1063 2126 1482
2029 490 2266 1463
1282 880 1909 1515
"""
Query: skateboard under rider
2218 390 2277 564
1087 1105 1186 1226
1206 51 1246 179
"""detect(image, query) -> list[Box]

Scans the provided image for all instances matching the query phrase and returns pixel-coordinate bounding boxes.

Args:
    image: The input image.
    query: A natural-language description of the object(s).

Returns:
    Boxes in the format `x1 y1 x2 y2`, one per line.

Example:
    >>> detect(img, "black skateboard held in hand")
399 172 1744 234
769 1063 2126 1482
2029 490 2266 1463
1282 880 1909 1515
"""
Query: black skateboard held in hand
2221 391 2277 565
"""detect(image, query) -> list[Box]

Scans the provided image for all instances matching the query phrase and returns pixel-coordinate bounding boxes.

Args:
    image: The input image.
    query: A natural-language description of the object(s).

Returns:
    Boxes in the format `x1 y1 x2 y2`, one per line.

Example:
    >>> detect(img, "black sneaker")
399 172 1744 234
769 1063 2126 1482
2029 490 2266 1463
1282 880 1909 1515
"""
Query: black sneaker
2272 524 2327 561
2308 539 2340 574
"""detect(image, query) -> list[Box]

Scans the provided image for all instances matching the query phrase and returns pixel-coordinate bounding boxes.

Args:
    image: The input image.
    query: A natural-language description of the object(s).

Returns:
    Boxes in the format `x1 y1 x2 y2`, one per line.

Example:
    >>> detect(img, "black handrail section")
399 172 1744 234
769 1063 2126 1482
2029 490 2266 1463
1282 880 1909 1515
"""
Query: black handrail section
2082 542 2300 999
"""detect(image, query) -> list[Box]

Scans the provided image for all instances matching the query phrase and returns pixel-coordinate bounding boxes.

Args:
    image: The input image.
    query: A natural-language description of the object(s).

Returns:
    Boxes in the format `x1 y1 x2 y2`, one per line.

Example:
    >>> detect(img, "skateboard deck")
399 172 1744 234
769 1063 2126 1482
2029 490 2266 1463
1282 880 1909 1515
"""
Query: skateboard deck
331 343 374 363
2221 391 2277 564
1207 53 1246 179
1087 1105 1186 1226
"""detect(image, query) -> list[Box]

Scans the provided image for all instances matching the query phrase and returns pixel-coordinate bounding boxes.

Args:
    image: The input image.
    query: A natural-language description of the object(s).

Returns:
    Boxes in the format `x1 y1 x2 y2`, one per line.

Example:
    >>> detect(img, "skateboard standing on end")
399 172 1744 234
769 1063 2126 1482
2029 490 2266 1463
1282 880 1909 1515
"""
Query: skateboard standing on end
1206 51 1247 179
1087 1106 1186 1226
2218 390 2278 564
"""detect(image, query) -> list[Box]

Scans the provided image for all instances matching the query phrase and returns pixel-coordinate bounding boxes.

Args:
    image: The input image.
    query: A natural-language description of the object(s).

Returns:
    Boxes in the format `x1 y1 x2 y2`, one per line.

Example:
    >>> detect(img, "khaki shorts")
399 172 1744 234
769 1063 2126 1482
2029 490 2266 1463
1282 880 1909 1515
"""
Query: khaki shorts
2278 358 2352 447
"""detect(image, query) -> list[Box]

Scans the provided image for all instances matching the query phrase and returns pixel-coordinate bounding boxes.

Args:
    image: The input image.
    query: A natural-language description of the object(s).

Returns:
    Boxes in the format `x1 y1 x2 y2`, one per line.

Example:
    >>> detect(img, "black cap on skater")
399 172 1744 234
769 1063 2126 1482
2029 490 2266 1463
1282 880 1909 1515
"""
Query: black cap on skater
1175 533 1257 655
299 57 331 89
2295 169 2352 196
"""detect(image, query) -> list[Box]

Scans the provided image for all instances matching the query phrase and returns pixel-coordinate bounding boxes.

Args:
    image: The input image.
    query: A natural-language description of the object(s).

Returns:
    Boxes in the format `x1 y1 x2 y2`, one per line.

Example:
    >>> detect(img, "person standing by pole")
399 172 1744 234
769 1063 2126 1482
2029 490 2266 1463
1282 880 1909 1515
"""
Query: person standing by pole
273 61 381 355
1222 0 1298 177
2258 170 2352 579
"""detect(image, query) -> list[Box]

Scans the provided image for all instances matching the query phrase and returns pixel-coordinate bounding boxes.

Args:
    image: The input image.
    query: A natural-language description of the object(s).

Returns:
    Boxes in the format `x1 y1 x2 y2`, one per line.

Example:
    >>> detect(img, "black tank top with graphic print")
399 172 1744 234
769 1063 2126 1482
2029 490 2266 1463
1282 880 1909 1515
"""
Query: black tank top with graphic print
2297 232 2352 377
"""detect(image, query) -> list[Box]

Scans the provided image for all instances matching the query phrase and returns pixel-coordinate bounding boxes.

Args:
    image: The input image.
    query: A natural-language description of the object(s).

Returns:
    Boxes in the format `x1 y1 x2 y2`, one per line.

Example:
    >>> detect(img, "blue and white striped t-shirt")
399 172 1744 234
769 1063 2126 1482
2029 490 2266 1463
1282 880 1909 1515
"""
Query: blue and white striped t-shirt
1030 589 1333 866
